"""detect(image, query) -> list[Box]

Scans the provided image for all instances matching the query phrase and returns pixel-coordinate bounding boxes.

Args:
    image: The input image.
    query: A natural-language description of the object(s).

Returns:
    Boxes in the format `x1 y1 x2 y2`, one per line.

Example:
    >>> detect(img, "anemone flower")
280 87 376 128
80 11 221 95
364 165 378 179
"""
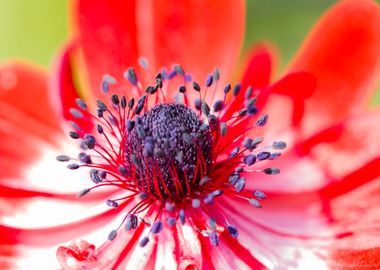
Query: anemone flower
1 0 380 269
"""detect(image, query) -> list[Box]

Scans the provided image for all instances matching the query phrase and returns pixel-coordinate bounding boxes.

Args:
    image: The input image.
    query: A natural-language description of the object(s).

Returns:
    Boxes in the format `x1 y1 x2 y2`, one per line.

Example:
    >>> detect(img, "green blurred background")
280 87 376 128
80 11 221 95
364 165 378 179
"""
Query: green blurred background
0 0 379 104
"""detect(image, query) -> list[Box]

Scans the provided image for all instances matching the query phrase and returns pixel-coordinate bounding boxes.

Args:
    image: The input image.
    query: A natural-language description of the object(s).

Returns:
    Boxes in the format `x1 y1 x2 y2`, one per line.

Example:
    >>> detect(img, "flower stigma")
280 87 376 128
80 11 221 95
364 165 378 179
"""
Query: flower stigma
57 58 286 249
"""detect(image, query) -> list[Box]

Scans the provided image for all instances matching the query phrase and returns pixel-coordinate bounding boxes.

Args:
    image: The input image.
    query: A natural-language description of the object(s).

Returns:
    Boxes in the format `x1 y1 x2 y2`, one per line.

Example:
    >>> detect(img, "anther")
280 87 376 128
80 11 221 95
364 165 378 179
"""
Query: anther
209 231 219 246
244 154 256 165
269 153 281 160
194 98 201 110
203 195 214 205
125 214 138 230
67 164 80 170
249 198 262 208
106 199 119 208
247 105 258 116
213 68 220 81
192 82 201 92
255 114 268 126
208 218 217 231
235 177 246 192
205 74 213 87
272 141 287 149
83 134 96 149
134 96 146 115
127 120 135 132
228 173 239 185
165 202 174 212
121 96 127 108
179 209 185 225
245 86 253 99
238 109 248 117
138 192 148 200
70 108 83 118
97 100 107 112
96 124 104 134
77 188 91 198
227 225 239 238
90 169 102 183
124 68 138 86
78 152 92 164
174 65 185 76
192 199 201 208
253 191 266 200
223 83 231 94
69 121 81 131
56 155 70 162
213 100 224 112
128 98 135 109
256 152 270 161
155 73 163 88
263 167 280 175
118 165 127 175
179 85 186 93
139 237 150 247
201 101 210 116
233 83 241 96
151 221 163 234
243 138 254 150
138 57 149 70
211 190 223 197
108 230 117 241
229 147 240 159
75 98 88 110
166 217 176 227
199 176 211 186
111 94 119 105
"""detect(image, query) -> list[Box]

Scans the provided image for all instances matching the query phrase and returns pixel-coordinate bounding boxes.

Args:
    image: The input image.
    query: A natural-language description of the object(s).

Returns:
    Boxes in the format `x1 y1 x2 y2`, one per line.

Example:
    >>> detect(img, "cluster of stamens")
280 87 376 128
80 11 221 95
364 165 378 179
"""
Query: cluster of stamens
57 58 286 248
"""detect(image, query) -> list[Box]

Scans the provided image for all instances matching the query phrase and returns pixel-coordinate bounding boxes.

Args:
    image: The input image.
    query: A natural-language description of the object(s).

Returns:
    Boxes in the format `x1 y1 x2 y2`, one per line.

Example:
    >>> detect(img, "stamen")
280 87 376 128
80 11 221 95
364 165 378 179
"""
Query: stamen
58 63 286 249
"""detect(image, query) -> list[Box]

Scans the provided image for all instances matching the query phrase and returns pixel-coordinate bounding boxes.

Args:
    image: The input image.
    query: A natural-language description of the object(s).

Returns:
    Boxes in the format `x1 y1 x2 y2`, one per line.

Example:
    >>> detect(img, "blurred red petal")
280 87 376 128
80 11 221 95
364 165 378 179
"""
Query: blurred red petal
288 0 380 137
136 0 245 86
220 197 327 269
330 248 380 270
301 109 380 179
0 63 62 180
269 72 316 125
0 62 61 131
73 0 139 97
246 149 328 193
325 177 380 269
51 44 94 132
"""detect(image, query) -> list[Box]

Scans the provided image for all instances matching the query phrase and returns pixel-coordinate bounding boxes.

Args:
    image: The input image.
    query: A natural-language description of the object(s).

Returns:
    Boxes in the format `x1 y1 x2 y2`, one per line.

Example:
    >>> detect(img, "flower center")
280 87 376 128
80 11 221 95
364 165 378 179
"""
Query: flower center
126 103 212 199
57 60 286 248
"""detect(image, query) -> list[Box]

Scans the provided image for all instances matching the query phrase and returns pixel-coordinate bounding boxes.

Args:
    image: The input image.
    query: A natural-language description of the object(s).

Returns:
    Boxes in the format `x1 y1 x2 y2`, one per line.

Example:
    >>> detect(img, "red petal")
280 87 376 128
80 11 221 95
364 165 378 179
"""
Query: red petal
269 72 316 125
219 197 327 269
73 0 139 96
325 177 380 269
220 233 266 269
330 248 380 270
136 0 245 84
223 44 274 120
0 63 62 180
300 109 380 180
0 62 61 136
244 149 329 194
288 0 380 137
57 223 146 270
51 44 94 132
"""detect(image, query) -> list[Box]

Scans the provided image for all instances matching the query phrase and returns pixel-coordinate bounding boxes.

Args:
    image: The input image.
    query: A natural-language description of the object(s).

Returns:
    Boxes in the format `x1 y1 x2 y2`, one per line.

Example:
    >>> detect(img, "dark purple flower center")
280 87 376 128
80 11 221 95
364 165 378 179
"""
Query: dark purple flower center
126 103 212 199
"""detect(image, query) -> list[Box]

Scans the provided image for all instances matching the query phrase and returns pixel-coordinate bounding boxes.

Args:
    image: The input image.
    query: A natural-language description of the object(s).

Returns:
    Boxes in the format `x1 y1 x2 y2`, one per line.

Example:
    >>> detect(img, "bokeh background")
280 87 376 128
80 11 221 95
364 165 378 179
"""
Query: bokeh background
0 0 379 104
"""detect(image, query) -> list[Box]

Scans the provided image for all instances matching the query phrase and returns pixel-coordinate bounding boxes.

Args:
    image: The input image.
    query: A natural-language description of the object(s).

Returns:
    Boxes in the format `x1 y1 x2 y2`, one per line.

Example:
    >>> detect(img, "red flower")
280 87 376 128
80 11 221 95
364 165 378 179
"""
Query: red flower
1 0 380 269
